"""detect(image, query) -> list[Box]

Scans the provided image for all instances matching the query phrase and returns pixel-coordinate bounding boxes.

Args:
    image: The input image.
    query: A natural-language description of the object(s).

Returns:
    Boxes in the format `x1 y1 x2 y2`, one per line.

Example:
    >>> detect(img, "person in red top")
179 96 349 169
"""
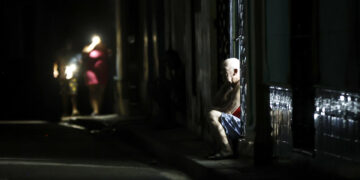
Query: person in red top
208 58 245 160
82 35 110 116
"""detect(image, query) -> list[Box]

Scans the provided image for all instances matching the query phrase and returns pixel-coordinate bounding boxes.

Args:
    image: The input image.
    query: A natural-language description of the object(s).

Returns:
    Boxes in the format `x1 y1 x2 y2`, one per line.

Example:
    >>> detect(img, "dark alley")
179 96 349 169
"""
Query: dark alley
1 0 360 179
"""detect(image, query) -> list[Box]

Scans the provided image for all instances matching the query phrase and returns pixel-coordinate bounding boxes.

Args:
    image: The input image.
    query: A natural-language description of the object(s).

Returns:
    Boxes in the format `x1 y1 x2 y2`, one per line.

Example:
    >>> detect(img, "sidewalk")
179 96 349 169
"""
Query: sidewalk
63 116 349 180
111 119 343 180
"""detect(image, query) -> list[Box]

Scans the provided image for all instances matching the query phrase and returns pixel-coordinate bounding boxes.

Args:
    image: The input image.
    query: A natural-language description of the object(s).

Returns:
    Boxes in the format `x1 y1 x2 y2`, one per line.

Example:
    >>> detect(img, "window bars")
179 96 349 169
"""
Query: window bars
230 0 247 131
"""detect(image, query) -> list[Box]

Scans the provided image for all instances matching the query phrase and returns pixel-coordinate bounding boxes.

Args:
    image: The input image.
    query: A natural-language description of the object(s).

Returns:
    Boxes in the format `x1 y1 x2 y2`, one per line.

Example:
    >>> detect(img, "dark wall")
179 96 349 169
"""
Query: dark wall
319 0 360 91
266 0 360 90
2 0 44 120
1 0 116 120
265 0 290 84
265 0 360 152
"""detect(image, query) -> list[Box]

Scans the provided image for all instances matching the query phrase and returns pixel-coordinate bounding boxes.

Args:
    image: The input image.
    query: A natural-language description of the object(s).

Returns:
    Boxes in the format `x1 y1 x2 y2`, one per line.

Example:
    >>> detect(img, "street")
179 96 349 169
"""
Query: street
0 120 190 179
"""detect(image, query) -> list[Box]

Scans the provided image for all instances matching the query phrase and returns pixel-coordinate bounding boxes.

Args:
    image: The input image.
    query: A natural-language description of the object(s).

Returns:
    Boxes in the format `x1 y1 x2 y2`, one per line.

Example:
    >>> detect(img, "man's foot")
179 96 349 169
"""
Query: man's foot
72 110 80 116
91 112 99 116
207 150 234 160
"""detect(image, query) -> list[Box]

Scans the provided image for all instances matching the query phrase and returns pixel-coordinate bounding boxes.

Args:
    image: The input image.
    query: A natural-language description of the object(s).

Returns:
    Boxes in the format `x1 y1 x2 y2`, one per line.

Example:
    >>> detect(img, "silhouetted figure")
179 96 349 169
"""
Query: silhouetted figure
154 50 186 127
53 40 82 116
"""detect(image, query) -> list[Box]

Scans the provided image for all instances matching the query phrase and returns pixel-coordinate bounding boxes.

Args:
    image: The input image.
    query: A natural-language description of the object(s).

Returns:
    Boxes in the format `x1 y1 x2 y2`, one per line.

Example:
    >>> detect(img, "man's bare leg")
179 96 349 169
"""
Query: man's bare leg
209 110 233 156
70 95 79 115
89 85 99 115
97 85 105 114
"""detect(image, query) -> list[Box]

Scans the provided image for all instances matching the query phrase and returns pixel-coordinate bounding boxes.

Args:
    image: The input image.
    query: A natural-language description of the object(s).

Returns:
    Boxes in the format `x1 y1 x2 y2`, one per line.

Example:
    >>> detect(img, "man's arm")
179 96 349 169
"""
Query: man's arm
214 82 241 114
227 83 241 114
213 82 231 106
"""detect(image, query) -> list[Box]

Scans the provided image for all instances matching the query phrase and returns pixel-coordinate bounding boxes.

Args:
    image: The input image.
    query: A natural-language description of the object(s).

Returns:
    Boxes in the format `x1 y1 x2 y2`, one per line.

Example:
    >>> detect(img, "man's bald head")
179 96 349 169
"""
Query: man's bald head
223 58 240 84
224 58 240 70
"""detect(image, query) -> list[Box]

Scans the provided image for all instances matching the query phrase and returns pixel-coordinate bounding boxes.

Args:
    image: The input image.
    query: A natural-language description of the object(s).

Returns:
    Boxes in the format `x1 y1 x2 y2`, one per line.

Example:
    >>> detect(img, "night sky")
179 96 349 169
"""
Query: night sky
2 0 116 120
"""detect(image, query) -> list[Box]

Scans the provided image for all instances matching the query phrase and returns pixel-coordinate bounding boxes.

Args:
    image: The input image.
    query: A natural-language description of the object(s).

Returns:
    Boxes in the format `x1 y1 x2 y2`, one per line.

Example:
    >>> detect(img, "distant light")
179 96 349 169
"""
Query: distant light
314 113 319 120
340 95 345 101
92 35 101 45
65 64 77 79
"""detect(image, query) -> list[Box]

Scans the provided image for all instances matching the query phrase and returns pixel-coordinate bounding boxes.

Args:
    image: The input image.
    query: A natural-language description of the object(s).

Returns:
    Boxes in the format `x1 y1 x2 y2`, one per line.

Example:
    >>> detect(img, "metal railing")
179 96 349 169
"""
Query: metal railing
269 85 360 162
314 88 360 163
269 86 293 157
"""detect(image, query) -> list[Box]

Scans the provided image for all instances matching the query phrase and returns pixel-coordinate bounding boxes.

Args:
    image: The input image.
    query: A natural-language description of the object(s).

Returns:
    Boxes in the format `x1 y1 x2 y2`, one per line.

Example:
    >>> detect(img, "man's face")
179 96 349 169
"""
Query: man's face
222 63 233 84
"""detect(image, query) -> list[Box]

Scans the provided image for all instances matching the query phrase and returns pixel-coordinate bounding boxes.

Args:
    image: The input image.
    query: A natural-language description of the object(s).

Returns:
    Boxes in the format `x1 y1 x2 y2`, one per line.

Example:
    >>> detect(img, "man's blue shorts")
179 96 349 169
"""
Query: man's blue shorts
220 113 245 140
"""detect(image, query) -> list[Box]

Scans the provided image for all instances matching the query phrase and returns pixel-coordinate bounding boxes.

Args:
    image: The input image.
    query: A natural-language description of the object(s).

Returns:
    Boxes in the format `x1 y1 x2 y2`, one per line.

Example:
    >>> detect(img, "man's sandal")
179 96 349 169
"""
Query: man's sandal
207 152 234 160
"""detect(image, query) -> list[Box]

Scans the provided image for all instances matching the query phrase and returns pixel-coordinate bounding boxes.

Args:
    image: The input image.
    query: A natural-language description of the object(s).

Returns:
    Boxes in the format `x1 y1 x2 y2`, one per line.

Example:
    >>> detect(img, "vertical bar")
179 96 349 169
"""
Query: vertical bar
251 0 273 166
191 0 197 96
152 1 159 79
290 0 318 154
115 0 126 115
229 0 234 56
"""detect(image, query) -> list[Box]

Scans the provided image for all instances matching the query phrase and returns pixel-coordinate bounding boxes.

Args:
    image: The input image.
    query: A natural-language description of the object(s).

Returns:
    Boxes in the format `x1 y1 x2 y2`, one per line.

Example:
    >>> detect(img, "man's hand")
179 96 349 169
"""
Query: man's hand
53 63 59 78
53 69 59 78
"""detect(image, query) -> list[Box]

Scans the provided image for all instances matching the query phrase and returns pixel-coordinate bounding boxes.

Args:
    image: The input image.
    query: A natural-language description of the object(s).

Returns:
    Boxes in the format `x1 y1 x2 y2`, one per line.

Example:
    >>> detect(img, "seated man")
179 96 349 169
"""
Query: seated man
208 58 245 160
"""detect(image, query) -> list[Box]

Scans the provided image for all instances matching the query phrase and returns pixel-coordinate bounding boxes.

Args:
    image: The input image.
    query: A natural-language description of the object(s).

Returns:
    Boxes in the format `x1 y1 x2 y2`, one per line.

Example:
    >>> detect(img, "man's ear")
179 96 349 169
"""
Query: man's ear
233 68 238 76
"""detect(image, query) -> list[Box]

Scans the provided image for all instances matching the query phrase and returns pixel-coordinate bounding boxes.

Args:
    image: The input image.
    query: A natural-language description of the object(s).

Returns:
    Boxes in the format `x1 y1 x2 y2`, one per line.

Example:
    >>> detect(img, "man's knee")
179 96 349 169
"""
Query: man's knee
209 110 222 123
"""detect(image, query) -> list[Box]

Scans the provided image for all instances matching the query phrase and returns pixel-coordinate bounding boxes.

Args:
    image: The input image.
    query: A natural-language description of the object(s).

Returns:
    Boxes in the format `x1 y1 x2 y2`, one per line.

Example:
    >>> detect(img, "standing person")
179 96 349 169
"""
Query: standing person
207 58 245 160
82 35 109 116
53 40 82 116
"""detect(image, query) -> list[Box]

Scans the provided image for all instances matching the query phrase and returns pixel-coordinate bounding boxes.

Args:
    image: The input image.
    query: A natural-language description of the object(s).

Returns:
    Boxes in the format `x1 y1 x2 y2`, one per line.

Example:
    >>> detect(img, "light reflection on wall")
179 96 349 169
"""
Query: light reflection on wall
269 86 360 162
314 89 360 162
269 86 293 157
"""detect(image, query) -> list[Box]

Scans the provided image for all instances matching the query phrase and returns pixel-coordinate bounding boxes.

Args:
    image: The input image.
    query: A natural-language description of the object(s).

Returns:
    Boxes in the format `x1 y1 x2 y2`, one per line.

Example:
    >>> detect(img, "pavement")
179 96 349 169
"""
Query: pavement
62 114 357 180
0 118 191 180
